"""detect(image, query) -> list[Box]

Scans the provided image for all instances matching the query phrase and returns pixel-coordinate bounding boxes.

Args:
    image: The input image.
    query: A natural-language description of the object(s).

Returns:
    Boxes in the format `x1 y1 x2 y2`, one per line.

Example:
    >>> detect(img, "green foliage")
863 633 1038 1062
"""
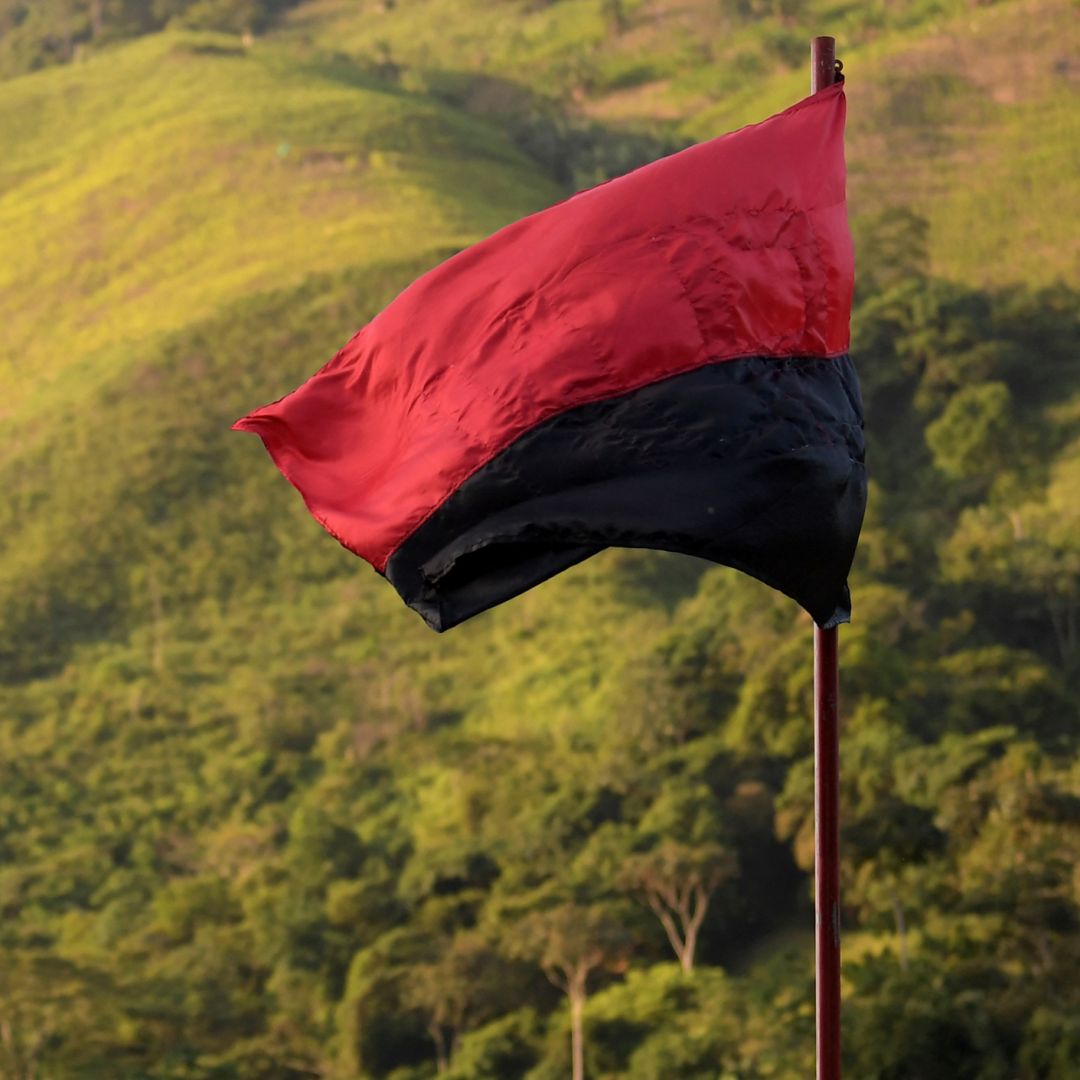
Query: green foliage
442 1008 543 1080
845 955 1013 1079
926 380 1016 480
0 0 1078 1077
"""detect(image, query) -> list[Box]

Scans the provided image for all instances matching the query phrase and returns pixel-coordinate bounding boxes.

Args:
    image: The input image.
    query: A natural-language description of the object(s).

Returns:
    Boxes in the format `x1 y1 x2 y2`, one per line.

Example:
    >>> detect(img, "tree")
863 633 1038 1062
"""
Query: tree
612 782 740 973
777 717 945 969
0 952 119 1080
510 904 630 1080
617 838 735 973
942 445 1080 673
402 932 500 1073
600 0 627 34
925 380 1017 484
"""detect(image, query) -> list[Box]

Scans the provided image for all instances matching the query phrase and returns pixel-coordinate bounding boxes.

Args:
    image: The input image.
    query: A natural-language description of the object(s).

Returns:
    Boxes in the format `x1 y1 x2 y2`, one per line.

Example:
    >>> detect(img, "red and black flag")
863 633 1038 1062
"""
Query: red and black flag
235 80 864 631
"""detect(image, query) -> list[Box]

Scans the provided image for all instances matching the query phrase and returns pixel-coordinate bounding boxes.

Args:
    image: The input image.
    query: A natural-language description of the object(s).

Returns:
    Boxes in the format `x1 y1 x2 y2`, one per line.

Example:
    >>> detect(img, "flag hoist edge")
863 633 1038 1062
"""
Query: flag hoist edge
234 80 866 631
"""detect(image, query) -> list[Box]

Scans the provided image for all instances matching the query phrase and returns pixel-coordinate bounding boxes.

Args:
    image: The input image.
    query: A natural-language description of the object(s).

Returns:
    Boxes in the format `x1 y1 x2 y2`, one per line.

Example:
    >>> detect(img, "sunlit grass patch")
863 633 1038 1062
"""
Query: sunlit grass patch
0 29 557 421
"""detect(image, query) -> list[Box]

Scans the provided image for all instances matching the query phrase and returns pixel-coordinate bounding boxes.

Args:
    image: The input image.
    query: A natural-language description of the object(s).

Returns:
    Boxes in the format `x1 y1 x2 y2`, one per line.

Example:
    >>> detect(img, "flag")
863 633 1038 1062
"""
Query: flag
234 80 864 632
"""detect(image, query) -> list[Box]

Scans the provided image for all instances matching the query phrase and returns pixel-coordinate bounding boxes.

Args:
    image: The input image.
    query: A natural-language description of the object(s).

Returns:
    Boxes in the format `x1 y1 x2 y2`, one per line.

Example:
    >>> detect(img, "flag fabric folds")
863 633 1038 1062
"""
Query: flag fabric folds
234 80 865 631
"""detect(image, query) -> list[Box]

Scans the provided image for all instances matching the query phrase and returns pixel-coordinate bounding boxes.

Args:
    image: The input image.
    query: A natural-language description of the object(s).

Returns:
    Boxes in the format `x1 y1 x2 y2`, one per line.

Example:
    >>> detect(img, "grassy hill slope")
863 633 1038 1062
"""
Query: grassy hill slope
286 0 1080 288
0 29 558 425
4 0 1075 431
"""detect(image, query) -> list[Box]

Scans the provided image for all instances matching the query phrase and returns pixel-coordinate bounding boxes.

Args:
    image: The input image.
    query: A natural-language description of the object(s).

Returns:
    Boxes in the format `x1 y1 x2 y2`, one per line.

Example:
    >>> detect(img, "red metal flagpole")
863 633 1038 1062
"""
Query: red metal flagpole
814 617 841 1080
811 40 842 1080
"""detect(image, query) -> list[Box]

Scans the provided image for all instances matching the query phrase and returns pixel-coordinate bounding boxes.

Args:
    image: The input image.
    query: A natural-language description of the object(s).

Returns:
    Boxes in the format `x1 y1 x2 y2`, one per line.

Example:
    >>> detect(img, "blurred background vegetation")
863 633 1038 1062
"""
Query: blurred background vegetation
0 0 1078 1077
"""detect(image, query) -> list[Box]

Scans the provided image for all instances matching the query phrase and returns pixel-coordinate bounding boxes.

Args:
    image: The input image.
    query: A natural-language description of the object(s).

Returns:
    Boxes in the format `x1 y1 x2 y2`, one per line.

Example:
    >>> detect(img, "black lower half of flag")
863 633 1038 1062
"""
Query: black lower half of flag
386 353 865 631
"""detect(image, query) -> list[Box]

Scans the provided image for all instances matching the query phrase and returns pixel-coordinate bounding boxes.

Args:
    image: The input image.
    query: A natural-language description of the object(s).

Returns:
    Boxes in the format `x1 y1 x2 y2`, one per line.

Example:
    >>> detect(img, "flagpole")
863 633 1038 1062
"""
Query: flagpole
814 618 841 1080
811 42 842 1080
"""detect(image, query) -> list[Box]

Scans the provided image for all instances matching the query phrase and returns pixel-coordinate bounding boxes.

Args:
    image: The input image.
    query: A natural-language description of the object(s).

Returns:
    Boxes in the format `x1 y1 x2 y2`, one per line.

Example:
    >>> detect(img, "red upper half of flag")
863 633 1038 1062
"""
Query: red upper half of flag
234 82 852 572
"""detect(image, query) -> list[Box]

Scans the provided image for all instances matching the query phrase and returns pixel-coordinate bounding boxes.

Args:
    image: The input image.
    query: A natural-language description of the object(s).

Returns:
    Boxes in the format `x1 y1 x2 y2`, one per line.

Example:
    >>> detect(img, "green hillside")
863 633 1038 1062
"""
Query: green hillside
0 28 559 425
1 0 1079 1077
286 0 1080 287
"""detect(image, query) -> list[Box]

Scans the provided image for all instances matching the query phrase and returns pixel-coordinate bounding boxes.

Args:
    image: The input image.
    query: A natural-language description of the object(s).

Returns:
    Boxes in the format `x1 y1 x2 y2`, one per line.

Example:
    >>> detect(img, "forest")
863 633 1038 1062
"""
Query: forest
0 1 1077 1077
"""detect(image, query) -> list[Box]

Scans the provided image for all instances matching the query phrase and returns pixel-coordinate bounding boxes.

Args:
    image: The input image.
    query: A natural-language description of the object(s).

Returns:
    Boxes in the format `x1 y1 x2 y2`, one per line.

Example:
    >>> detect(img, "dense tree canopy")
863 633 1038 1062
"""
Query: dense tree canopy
0 228 1076 1076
